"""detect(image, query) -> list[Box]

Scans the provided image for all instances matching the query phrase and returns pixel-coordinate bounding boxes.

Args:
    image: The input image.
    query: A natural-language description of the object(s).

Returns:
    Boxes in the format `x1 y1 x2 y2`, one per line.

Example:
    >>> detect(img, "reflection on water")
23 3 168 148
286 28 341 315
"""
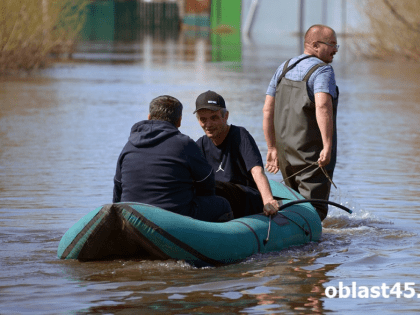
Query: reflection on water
77 0 242 65
1 6 420 314
82 1 180 42
50 247 339 314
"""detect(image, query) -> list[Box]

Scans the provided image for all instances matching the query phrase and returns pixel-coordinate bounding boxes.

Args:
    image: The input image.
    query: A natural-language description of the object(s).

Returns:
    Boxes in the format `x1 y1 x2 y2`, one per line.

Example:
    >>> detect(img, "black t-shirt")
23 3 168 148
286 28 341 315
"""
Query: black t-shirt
196 125 263 195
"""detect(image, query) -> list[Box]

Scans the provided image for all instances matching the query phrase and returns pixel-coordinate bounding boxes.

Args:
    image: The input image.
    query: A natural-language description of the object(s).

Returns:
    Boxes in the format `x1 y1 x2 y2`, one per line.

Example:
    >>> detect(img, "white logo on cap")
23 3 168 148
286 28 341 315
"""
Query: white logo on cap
208 101 217 104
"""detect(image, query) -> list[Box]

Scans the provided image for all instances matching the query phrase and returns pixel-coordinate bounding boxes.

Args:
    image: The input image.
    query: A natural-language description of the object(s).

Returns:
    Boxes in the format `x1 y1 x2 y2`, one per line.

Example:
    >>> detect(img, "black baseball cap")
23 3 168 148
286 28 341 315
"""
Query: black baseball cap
193 90 226 113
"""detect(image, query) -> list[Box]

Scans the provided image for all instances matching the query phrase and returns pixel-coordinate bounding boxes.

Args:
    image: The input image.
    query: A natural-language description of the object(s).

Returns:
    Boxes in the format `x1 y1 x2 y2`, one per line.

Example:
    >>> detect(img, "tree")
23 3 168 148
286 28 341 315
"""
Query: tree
0 0 89 74
357 0 420 60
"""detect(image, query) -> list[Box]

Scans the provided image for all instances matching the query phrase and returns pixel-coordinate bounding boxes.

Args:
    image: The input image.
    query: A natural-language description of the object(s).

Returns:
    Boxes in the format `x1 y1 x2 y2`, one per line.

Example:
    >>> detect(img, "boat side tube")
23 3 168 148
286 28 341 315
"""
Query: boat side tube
57 180 322 267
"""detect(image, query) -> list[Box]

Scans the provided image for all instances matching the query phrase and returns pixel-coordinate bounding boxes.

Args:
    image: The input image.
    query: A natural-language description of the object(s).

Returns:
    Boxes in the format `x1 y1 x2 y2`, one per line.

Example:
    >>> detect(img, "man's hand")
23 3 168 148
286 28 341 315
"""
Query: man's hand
263 199 279 216
318 148 331 167
265 147 279 174
251 166 279 216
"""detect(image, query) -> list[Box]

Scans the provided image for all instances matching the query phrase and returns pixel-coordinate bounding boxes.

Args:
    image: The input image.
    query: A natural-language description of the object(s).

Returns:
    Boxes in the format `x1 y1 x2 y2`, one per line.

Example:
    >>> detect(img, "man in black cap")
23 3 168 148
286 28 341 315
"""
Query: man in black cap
194 90 279 218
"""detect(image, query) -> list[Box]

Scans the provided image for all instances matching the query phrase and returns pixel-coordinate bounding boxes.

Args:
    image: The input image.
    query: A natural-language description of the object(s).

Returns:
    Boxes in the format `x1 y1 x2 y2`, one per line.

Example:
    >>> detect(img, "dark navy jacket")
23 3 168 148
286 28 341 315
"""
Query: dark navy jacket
113 120 215 215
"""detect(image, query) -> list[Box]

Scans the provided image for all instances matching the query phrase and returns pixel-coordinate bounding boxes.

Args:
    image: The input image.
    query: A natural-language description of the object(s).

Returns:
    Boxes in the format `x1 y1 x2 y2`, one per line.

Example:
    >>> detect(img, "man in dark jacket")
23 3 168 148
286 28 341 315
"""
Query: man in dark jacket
113 95 233 222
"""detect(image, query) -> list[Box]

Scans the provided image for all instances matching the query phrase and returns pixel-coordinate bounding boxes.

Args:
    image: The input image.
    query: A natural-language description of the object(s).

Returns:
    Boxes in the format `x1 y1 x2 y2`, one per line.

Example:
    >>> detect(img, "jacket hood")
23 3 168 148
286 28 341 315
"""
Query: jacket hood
128 120 180 148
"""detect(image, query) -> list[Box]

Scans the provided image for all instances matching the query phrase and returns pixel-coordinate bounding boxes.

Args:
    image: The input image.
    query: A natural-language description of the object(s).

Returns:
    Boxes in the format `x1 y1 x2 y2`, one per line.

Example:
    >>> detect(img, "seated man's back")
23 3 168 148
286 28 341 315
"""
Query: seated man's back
116 120 210 214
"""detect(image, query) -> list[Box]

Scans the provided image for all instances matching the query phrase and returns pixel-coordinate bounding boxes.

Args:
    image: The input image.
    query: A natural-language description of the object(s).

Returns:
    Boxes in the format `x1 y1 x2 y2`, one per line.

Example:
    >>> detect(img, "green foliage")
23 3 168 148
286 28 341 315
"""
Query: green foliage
0 0 89 74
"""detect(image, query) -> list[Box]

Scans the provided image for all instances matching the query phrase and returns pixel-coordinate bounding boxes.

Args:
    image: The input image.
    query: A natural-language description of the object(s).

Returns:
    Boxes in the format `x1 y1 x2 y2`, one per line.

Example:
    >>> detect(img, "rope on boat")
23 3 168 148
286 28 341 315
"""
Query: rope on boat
265 160 350 245
279 199 352 214
263 199 352 246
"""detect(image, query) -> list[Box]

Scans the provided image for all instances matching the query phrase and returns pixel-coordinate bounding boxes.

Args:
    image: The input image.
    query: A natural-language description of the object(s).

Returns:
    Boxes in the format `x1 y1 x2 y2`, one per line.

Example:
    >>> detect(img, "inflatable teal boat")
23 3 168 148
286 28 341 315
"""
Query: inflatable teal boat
57 180 350 267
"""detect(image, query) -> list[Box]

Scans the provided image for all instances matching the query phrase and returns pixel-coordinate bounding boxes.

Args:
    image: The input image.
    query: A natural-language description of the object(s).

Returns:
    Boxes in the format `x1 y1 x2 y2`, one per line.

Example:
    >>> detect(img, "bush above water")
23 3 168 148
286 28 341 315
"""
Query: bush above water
0 0 88 75
355 0 420 61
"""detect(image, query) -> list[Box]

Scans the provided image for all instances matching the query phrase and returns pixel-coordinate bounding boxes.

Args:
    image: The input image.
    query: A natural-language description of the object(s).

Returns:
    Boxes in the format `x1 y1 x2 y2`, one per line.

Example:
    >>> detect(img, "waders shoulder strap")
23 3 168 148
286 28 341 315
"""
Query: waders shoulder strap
282 59 290 72
276 54 315 86
302 62 327 82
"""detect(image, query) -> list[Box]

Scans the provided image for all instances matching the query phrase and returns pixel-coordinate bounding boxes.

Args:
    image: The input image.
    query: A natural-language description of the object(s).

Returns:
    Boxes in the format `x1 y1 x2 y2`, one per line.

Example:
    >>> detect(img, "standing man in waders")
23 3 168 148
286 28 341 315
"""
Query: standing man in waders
263 24 339 221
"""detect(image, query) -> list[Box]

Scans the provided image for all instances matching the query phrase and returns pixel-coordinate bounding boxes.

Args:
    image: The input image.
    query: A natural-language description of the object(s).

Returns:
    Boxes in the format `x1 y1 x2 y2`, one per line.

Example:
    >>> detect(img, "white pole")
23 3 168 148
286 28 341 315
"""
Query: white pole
242 0 260 41
342 0 347 35
322 0 328 25
299 0 305 54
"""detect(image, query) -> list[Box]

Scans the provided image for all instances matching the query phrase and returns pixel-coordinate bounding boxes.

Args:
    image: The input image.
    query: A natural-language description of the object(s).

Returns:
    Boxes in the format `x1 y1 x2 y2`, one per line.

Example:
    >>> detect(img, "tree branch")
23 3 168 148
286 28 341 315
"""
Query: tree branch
382 0 420 33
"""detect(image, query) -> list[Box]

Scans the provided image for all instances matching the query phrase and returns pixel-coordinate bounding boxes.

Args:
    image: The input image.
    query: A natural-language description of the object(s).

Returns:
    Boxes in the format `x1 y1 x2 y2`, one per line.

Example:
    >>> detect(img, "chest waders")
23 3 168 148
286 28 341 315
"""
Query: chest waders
274 56 339 221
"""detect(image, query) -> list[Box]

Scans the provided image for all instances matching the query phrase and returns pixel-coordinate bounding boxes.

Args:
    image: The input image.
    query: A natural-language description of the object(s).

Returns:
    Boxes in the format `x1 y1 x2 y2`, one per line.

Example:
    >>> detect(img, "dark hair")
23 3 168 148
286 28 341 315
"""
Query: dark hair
149 95 183 125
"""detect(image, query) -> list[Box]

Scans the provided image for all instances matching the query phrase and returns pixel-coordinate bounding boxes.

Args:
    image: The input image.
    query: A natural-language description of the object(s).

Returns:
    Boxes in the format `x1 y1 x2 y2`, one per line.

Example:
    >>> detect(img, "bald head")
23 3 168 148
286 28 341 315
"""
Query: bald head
304 25 336 45
303 24 337 63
